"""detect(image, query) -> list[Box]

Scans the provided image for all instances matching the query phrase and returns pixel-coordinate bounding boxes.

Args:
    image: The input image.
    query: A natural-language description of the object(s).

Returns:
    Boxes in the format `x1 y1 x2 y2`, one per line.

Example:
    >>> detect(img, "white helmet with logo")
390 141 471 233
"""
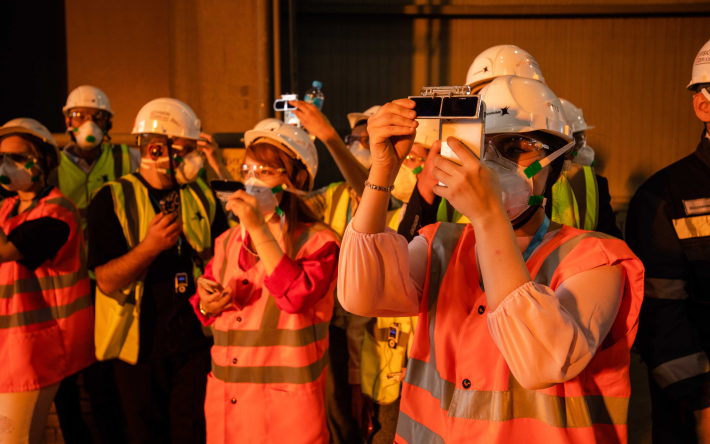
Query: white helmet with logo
466 45 545 89
688 38 710 91
347 106 381 130
480 75 572 147
0 118 61 162
244 119 319 191
132 98 202 140
63 85 114 115
559 98 594 134
414 118 439 148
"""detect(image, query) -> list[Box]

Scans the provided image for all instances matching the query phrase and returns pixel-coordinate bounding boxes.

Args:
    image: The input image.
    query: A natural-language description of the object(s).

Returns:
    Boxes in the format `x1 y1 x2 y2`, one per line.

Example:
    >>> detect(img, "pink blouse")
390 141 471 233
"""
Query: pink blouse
337 224 624 390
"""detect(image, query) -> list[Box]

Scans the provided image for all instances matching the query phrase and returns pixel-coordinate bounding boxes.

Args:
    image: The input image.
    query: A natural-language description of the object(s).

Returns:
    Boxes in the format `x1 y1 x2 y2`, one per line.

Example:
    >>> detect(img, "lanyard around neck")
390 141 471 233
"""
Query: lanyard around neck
522 215 550 262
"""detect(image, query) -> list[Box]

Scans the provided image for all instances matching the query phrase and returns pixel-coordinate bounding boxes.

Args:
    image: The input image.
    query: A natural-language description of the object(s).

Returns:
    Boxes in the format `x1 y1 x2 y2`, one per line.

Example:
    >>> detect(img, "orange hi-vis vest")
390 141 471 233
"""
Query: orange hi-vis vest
395 222 644 444
204 222 337 444
0 188 94 393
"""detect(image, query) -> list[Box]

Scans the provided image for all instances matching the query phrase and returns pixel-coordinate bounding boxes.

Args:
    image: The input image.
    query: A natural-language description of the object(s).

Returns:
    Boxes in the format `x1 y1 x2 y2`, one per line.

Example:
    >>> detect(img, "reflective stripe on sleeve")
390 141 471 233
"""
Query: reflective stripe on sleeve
673 215 710 240
651 352 710 389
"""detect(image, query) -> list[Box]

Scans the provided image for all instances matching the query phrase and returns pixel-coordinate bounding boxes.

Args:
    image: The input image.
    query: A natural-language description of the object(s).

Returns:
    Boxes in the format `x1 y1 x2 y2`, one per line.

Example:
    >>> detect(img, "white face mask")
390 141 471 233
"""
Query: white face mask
392 164 419 203
0 157 39 192
484 160 540 221
349 141 372 169
573 144 595 167
72 121 104 151
175 151 204 184
245 176 279 218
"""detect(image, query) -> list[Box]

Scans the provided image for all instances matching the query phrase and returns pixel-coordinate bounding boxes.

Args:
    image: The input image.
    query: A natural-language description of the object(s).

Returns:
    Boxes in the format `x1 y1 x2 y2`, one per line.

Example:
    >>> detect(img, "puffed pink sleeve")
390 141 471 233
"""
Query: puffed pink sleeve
337 223 425 317
487 264 624 390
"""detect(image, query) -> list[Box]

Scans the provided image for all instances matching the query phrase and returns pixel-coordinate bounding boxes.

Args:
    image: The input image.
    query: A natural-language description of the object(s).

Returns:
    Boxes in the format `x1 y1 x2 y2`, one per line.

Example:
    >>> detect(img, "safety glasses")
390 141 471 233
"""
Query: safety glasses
345 133 370 149
483 134 550 166
68 109 110 127
241 164 286 181
138 134 200 157
0 152 36 167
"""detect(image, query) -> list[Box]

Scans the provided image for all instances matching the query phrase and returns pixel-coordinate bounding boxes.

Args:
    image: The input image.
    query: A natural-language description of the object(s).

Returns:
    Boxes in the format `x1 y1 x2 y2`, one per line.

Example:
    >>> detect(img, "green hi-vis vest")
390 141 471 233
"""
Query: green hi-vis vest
94 174 217 364
58 143 132 231
552 166 598 231
361 316 418 404
568 164 599 231
437 198 470 224
324 182 356 237
551 171 581 229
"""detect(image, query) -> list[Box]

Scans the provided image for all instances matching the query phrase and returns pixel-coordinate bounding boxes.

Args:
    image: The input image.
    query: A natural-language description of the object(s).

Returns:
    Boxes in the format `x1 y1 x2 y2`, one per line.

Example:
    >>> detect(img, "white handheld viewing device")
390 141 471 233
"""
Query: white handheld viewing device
408 85 486 186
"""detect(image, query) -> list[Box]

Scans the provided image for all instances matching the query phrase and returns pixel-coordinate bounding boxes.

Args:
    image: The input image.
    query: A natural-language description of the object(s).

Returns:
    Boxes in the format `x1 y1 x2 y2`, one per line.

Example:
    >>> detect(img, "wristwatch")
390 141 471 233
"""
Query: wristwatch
198 303 213 318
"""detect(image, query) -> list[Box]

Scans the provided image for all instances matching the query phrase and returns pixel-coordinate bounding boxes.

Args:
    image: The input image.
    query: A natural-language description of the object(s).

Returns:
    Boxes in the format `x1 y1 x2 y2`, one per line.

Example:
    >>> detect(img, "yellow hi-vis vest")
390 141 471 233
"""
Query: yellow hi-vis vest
93 174 217 364
58 143 132 231
437 198 470 224
568 164 599 231
551 171 581 228
323 181 356 237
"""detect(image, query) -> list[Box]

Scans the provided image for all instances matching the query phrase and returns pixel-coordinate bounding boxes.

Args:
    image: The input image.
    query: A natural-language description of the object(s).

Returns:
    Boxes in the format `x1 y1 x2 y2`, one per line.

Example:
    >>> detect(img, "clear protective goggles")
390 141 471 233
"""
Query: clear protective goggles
240 164 286 181
483 133 573 179
0 152 37 168
68 109 110 127
137 134 201 157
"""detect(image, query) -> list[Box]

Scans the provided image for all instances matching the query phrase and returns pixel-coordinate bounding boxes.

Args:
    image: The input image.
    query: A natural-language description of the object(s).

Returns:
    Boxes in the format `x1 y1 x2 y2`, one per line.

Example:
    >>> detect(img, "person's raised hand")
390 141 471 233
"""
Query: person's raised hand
290 101 338 141
142 211 182 255
366 100 418 184
226 190 268 234
198 132 219 162
432 136 506 225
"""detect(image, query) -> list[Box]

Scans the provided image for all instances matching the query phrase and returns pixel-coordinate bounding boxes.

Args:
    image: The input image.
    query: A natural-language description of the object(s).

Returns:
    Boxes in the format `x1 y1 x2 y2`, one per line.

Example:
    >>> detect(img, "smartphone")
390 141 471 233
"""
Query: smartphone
273 94 298 112
160 191 181 215
210 180 246 203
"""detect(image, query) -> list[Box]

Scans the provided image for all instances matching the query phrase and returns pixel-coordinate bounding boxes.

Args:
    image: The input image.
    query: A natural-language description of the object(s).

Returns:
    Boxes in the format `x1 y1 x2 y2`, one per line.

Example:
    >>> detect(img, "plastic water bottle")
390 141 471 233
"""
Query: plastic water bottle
304 81 324 110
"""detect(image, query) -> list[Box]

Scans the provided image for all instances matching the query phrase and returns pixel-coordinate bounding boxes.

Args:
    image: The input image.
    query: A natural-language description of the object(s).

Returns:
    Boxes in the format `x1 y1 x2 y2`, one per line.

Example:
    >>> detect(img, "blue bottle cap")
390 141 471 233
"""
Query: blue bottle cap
312 81 323 89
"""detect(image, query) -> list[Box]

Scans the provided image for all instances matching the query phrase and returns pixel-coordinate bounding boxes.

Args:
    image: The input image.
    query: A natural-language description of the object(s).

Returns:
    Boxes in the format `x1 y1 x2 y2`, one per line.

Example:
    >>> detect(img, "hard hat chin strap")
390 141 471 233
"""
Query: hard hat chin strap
702 88 710 103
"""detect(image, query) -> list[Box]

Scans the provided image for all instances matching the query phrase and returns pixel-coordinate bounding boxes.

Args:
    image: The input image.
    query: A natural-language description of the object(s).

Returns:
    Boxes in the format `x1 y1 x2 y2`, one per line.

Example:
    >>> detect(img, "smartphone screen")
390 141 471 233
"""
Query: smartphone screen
411 97 442 118
210 180 246 203
441 96 480 118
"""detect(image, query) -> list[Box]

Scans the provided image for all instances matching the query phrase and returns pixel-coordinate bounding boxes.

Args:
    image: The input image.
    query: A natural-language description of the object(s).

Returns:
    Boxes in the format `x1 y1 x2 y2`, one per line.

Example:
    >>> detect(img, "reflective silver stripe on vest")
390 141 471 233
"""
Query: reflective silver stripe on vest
213 321 329 347
644 277 689 300
0 293 92 329
211 350 329 384
652 351 710 389
396 411 445 444
0 270 88 299
118 177 140 247
447 382 629 427
400 223 464 420
534 232 616 287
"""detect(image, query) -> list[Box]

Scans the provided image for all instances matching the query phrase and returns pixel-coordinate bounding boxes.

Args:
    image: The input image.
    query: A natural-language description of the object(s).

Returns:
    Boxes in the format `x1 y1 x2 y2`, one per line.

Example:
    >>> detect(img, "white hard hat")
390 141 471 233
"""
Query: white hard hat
465 45 545 89
347 106 381 130
414 118 439 148
131 98 202 140
688 38 710 91
244 119 319 191
0 118 61 162
480 75 572 145
63 85 113 115
559 98 594 134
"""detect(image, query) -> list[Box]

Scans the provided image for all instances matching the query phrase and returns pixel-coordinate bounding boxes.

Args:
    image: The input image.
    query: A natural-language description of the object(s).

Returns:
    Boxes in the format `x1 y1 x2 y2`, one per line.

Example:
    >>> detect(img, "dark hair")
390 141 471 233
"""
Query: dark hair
244 142 319 256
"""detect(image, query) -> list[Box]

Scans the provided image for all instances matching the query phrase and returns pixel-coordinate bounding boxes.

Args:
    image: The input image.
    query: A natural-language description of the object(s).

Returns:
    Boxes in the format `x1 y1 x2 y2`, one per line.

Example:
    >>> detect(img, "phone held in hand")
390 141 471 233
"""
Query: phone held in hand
160 191 181 215
210 180 246 203
197 276 223 294
409 85 486 187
